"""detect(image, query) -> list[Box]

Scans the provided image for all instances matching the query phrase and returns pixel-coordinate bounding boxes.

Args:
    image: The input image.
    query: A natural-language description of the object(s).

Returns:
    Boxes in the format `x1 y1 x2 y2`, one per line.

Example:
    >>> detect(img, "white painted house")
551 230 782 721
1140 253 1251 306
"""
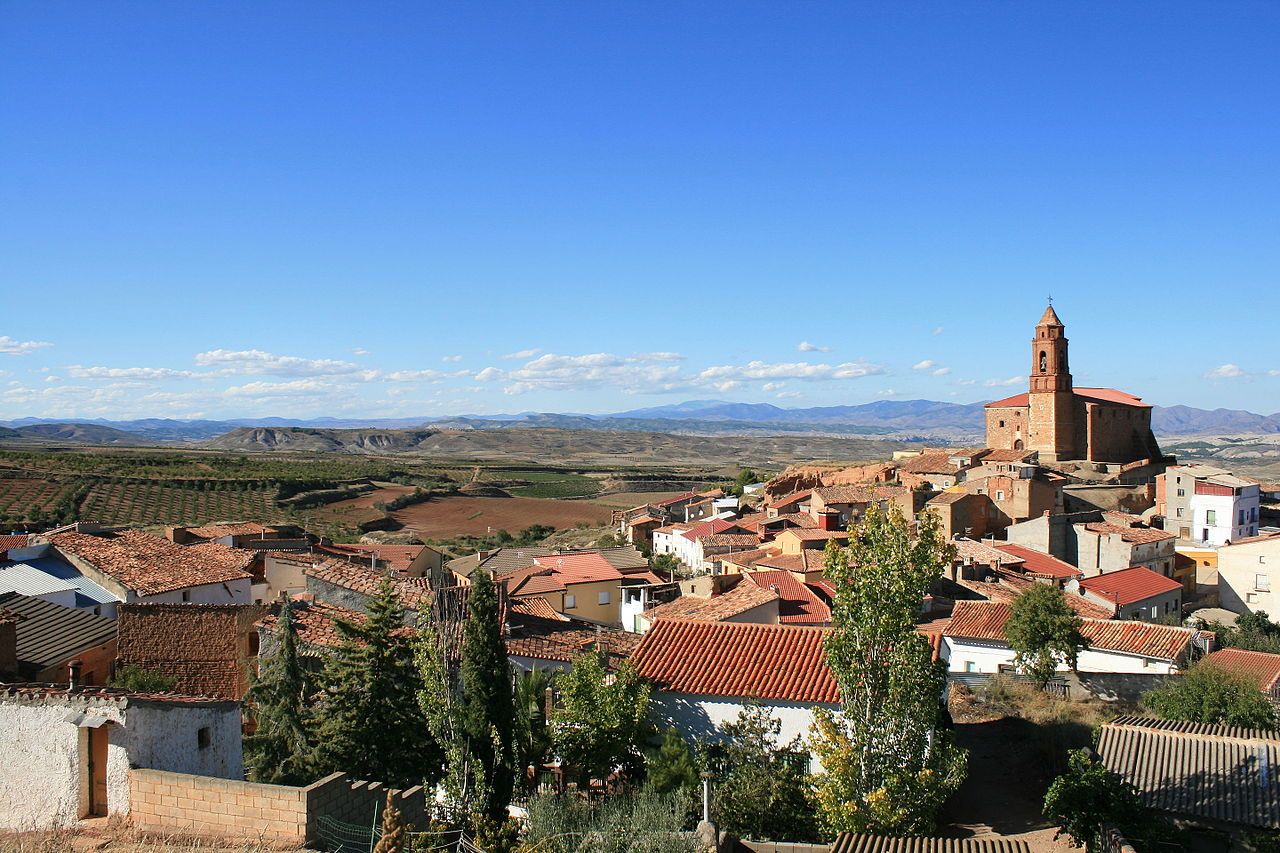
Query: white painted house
632 620 839 770
942 600 1202 676
1216 532 1280 615
0 682 242 830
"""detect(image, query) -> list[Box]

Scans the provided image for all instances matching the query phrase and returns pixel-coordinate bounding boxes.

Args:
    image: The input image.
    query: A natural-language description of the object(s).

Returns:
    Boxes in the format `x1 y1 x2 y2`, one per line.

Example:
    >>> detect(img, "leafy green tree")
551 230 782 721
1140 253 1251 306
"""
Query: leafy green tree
513 667 555 786
651 553 679 581
710 701 817 842
1004 583 1089 688
313 580 438 788
735 469 759 489
646 729 699 796
244 602 314 785
417 570 516 823
1043 749 1154 848
552 651 651 784
1143 661 1279 728
109 664 178 693
811 504 966 835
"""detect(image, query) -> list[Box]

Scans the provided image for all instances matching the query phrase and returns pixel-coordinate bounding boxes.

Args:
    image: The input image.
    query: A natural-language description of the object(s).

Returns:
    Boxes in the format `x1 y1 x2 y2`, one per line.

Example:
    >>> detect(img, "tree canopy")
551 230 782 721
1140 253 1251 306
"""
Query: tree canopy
810 503 966 835
1004 583 1089 687
1143 661 1278 729
551 650 651 784
244 601 314 786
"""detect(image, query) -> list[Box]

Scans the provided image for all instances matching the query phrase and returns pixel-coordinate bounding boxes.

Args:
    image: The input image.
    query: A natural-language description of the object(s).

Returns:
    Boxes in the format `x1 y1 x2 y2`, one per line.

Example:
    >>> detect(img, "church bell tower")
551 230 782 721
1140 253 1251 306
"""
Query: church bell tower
1027 303 1079 461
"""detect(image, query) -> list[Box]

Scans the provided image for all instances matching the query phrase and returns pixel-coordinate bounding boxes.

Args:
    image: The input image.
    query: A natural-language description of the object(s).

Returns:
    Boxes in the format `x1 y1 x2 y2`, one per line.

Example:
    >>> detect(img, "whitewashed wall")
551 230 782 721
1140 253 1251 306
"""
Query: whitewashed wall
942 637 1181 675
137 577 252 606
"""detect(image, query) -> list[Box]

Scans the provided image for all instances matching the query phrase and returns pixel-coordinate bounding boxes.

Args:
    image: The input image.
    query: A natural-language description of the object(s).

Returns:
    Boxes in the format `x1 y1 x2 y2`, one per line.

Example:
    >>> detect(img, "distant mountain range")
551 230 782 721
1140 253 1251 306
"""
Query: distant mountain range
2 399 1279 447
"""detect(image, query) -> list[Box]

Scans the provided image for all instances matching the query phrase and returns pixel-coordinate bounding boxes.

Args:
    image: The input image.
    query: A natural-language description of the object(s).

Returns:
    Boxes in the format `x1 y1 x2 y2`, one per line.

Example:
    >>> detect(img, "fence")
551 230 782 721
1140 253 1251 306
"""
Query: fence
311 813 478 853
948 671 1069 698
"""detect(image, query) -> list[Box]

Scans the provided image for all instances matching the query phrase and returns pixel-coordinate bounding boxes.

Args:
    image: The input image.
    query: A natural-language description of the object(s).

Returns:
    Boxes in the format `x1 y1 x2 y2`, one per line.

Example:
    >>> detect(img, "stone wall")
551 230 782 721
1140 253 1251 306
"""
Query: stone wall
116 604 268 700
128 769 426 847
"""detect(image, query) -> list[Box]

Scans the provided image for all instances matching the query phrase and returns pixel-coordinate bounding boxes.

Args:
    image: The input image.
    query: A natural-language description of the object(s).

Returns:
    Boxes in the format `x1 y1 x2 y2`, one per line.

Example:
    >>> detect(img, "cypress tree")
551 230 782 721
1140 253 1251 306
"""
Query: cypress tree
460 571 516 822
245 601 314 786
314 580 440 788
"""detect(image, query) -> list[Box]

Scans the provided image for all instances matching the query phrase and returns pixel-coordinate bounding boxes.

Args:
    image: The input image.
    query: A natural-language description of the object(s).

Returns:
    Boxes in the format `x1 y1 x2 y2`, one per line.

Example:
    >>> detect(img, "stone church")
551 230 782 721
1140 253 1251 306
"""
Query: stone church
985 305 1162 464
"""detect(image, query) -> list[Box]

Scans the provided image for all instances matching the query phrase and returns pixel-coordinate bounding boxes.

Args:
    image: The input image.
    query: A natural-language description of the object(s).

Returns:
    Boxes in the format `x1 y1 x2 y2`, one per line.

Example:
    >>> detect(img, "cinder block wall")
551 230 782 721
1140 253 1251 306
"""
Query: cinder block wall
129 769 427 846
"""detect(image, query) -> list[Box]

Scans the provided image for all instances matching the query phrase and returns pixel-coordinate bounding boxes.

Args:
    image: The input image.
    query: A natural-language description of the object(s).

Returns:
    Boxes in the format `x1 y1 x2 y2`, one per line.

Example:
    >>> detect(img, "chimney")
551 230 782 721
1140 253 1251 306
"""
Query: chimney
817 511 839 532
68 659 82 692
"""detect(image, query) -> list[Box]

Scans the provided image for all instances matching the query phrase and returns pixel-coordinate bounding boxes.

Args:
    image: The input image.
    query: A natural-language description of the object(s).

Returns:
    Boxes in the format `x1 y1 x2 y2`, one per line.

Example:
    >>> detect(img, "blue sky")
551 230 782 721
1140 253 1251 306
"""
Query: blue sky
2 2 1278 420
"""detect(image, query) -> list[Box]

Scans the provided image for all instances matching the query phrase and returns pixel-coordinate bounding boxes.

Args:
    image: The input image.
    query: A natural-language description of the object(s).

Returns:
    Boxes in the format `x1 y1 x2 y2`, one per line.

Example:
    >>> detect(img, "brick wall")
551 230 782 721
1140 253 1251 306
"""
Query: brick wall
128 769 426 846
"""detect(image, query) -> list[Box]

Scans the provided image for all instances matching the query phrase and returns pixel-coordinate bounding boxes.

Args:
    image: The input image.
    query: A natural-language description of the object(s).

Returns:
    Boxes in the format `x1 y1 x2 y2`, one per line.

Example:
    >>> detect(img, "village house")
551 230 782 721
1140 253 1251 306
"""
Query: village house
942 600 1202 675
895 449 985 491
505 604 640 673
1200 647 1280 705
633 620 840 770
651 518 752 570
445 545 648 586
806 485 917 529
497 551 663 628
0 681 242 829
635 581 780 633
774 527 849 555
1214 530 1280 615
303 556 432 620
984 304 1162 464
1070 566 1183 621
43 530 254 606
739 570 831 626
0 539 120 617
926 491 999 540
1158 464 1262 544
0 592 117 684
167 522 310 551
1004 510 1175 579
962 468 1063 530
314 541 444 579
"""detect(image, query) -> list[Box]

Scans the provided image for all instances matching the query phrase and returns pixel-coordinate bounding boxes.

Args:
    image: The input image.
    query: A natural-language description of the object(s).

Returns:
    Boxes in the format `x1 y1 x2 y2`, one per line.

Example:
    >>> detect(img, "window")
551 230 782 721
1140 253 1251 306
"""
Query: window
1205 510 1217 525
1176 507 1184 518
1261 555 1268 565
564 594 576 609
1248 593 1258 604
996 491 1005 501
998 420 1005 428
1240 509 1246 525
964 661 977 673
597 590 611 606
1176 488 1185 497
197 727 211 750
1039 351 1047 373
1257 574 1271 592
181 589 191 602
1151 606 1159 619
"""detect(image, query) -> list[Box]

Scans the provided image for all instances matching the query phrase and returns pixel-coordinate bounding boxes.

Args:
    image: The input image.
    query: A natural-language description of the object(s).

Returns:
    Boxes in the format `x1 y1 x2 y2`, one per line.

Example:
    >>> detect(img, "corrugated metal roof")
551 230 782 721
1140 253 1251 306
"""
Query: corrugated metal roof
20 555 118 605
0 563 79 597
0 592 117 671
830 835 1032 853
1097 716 1280 830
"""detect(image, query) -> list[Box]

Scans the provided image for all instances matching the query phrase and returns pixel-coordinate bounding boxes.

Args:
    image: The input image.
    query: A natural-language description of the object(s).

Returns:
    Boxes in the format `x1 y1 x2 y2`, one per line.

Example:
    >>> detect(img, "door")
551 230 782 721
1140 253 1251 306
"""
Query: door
87 726 109 816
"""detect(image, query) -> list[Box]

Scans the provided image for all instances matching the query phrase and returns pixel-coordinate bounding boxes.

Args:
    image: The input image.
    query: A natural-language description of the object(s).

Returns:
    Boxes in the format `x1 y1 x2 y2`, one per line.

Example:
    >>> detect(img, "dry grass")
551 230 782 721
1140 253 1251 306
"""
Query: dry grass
0 826 305 853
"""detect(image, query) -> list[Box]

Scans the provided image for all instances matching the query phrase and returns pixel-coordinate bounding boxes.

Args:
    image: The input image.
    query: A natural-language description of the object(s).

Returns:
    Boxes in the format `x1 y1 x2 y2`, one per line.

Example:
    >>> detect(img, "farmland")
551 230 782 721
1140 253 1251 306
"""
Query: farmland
78 482 280 527
0 476 83 525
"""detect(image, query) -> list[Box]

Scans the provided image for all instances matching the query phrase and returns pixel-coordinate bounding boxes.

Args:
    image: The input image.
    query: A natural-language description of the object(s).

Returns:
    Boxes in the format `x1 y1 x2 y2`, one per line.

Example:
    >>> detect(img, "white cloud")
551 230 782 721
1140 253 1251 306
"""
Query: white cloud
1205 363 1245 379
502 348 542 360
775 390 802 399
876 388 898 397
932 327 944 336
984 376 1023 387
0 336 52 355
68 365 198 381
488 352 685 395
797 341 830 353
44 375 60 383
761 382 785 392
694 359 885 384
957 379 976 386
442 355 464 363
1269 369 1280 377
912 360 936 371
351 347 370 357
223 379 333 398
384 369 449 383
932 367 951 377
195 349 363 377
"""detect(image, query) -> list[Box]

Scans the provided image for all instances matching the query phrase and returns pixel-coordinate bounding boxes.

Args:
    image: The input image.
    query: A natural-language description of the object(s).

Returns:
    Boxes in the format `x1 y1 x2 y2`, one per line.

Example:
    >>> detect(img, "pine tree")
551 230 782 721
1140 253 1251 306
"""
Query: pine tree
372 791 408 853
811 503 967 835
647 729 698 795
313 580 440 788
244 601 315 786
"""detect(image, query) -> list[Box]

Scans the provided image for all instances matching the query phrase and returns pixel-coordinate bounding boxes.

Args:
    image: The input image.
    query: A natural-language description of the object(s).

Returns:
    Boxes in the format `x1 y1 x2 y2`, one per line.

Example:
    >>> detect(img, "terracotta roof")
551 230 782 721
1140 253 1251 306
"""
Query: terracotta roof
947 600 1198 661
680 518 748 542
1081 523 1176 545
532 552 624 584
813 485 903 504
184 522 269 539
742 570 831 624
715 547 780 568
305 557 432 609
993 543 1081 579
48 530 253 596
899 452 961 475
654 492 697 508
769 490 812 508
0 682 236 707
1201 648 1280 693
633 620 838 704
498 565 566 596
778 529 850 543
927 491 969 506
257 597 372 651
0 534 30 553
699 534 761 549
753 550 829 573
643 583 779 623
320 543 430 573
508 596 567 622
505 613 640 665
1078 566 1182 606
985 388 1151 409
952 538 1021 566
831 834 1032 853
978 449 1037 464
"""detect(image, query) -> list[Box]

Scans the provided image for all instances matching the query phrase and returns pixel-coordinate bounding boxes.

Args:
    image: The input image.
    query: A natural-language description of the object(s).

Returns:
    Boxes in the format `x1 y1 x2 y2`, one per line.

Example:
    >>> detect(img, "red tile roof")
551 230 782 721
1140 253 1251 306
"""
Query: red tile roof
1079 567 1182 606
48 530 253 596
946 600 1197 661
1202 648 1280 693
508 596 567 622
654 492 697 508
320 543 429 573
0 683 237 707
505 613 640 665
633 620 839 704
643 583 779 623
985 388 1151 409
184 522 269 539
742 570 831 624
778 529 850 543
532 552 623 584
0 534 30 554
305 557 432 609
993 543 1082 579
1081 523 1176 545
753 550 829 573
680 518 748 542
257 598 371 650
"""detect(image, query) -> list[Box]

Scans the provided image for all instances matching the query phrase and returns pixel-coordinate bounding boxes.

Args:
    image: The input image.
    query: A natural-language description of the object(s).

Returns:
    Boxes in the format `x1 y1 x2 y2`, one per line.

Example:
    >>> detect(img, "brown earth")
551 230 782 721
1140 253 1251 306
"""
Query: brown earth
587 490 690 509
392 494 611 538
